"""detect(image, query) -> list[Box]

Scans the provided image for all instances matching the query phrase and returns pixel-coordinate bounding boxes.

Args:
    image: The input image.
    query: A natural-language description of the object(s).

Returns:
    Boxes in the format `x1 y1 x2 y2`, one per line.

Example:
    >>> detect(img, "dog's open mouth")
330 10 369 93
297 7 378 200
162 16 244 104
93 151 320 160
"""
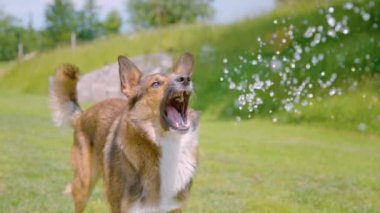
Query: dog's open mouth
162 91 191 132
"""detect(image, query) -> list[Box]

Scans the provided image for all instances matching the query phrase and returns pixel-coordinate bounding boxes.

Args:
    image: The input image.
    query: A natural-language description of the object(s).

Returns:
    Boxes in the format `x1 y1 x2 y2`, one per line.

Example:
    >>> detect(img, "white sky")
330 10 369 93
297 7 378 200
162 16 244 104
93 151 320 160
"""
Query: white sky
0 0 276 31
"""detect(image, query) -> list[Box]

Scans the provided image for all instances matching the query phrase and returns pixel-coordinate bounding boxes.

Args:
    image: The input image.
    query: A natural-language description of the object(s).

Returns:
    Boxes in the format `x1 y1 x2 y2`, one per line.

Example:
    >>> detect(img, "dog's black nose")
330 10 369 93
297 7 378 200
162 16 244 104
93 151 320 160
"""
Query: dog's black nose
176 76 191 86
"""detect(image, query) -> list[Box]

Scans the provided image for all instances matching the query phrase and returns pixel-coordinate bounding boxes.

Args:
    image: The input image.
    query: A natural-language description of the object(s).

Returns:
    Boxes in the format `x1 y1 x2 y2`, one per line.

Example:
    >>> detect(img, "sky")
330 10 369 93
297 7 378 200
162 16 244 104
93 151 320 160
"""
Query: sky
0 0 276 31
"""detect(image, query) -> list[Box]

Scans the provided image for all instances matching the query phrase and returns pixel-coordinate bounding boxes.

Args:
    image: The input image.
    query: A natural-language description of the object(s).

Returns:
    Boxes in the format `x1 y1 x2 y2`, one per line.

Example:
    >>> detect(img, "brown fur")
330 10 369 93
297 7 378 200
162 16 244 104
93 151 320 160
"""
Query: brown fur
50 53 199 213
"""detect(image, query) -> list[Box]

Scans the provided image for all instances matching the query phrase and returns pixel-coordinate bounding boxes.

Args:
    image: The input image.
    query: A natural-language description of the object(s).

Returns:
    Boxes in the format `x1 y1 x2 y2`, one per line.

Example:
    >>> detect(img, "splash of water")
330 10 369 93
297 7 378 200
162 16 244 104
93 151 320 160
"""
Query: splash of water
220 1 378 123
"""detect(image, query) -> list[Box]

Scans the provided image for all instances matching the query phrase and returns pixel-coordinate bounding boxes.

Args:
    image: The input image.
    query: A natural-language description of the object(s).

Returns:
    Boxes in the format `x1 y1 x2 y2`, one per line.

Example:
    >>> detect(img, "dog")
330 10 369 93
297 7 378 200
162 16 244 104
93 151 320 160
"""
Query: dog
50 53 200 213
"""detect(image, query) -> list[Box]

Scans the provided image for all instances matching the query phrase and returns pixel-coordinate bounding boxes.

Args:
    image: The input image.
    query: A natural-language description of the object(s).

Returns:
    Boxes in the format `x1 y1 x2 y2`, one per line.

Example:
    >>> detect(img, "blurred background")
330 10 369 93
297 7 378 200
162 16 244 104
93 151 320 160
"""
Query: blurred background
0 0 379 212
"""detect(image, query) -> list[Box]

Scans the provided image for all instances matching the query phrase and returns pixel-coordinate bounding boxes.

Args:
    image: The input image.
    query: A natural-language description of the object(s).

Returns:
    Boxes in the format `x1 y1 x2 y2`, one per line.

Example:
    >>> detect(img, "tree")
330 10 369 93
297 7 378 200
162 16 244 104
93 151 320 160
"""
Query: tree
25 15 39 51
127 0 214 29
103 10 122 35
0 10 24 61
44 0 77 44
77 0 101 40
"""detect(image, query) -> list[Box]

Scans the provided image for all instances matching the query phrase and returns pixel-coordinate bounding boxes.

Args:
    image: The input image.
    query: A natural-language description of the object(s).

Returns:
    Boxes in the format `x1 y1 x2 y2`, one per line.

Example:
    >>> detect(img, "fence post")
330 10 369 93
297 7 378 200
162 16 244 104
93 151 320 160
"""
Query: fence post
71 32 76 49
18 42 24 58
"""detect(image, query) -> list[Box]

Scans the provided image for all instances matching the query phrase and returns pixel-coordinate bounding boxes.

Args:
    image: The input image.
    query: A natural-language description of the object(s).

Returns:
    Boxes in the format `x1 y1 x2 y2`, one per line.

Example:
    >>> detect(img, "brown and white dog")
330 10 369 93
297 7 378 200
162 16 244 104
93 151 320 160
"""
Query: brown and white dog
50 53 199 213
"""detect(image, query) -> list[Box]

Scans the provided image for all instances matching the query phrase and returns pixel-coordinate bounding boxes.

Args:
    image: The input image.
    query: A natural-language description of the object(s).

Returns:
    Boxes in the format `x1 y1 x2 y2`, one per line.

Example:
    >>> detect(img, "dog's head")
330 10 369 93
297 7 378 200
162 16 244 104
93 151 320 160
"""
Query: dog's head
118 53 196 134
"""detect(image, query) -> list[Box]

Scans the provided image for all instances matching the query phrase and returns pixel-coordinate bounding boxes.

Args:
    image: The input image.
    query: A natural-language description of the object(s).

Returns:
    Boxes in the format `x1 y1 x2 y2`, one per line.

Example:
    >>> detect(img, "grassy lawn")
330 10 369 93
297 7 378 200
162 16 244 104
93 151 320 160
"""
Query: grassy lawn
1 92 379 212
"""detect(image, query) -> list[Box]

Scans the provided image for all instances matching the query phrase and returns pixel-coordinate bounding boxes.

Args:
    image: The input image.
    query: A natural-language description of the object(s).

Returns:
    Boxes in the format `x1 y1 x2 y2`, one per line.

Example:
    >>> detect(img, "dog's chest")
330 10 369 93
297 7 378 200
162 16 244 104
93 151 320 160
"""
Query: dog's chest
158 131 197 211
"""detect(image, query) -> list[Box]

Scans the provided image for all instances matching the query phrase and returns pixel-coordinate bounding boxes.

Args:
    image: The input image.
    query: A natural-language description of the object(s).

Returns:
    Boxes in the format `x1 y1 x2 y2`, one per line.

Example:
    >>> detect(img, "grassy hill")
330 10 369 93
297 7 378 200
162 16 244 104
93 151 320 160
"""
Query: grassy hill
0 0 379 133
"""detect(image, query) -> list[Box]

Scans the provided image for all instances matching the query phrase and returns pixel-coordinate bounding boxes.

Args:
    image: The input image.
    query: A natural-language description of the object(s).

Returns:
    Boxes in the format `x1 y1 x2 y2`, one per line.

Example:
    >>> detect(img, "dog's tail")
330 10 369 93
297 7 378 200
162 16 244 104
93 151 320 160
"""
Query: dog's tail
49 64 82 127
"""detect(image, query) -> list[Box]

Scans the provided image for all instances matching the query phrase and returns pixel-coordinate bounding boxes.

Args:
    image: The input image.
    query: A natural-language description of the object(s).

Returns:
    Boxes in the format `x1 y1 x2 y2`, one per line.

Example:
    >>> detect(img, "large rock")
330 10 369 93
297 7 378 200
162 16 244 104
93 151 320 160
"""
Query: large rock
77 53 173 102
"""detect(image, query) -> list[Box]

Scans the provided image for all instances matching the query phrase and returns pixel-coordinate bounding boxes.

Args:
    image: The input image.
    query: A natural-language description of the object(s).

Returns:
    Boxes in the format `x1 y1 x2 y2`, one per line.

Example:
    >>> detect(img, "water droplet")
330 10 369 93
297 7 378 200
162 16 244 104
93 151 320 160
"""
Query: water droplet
265 80 274 87
236 116 241 122
318 53 324 61
272 117 278 123
238 94 246 106
273 19 278 24
284 103 294 112
343 2 354 10
327 15 336 27
304 26 316 38
306 64 311 69
321 72 325 76
248 106 254 112
353 7 360 14
223 58 228 63
328 7 334 13
220 77 224 81
358 123 367 132
361 12 371 21
312 56 318 65
253 81 264 90
229 82 236 90
223 68 229 74
271 58 282 70
342 28 350 35
251 60 257 65
257 54 262 62
328 29 336 37
329 88 337 96
246 93 254 103
256 97 263 105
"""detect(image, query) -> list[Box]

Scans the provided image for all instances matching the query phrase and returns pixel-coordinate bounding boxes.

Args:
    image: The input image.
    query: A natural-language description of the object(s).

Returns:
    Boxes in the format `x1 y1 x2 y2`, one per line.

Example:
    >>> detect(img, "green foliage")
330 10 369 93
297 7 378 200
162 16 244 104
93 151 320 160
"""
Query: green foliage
0 10 40 61
77 0 102 40
103 10 122 35
44 0 77 44
127 0 214 29
0 11 22 61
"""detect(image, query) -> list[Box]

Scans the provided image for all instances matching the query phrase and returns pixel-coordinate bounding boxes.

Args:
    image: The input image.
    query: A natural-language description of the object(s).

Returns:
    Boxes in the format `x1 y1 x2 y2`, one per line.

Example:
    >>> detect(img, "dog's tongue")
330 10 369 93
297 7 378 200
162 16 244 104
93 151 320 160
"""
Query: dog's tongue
166 106 187 129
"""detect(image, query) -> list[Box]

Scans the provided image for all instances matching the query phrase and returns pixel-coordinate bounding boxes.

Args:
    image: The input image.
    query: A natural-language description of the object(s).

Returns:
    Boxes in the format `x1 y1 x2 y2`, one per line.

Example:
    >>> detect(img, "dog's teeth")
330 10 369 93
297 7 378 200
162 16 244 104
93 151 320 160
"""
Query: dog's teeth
176 96 184 102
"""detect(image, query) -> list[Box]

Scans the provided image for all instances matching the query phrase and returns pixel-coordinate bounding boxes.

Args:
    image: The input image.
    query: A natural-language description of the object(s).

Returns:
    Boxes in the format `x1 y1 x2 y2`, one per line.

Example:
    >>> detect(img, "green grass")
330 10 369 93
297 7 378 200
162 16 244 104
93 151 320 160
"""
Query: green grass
1 92 380 212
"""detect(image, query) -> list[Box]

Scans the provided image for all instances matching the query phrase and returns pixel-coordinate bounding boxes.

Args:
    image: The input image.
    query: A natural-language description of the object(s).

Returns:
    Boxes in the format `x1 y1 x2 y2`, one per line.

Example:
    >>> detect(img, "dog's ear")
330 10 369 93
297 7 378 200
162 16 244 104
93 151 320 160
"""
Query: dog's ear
173 52 194 76
118 56 142 97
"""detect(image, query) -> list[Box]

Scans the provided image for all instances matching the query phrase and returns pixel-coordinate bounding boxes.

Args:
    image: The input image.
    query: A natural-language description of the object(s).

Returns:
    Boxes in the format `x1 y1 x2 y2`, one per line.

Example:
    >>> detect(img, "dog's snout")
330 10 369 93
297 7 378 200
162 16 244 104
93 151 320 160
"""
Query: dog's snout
176 76 191 86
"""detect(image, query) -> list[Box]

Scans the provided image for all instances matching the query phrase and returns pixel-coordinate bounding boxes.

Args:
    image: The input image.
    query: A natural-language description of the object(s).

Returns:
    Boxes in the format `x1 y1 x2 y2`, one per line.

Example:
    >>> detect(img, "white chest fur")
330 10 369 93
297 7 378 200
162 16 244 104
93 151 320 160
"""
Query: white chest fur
158 130 198 211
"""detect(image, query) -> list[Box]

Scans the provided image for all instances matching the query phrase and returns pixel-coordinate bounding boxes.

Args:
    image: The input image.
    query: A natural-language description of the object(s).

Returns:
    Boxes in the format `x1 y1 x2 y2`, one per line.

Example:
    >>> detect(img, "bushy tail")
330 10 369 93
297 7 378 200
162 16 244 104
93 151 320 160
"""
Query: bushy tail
49 64 82 127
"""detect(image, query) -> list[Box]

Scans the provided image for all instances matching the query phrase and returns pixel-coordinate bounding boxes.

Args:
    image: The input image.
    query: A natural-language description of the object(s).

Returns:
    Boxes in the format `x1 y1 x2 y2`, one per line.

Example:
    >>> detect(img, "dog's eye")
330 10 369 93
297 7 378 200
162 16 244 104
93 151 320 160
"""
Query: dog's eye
151 81 161 88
